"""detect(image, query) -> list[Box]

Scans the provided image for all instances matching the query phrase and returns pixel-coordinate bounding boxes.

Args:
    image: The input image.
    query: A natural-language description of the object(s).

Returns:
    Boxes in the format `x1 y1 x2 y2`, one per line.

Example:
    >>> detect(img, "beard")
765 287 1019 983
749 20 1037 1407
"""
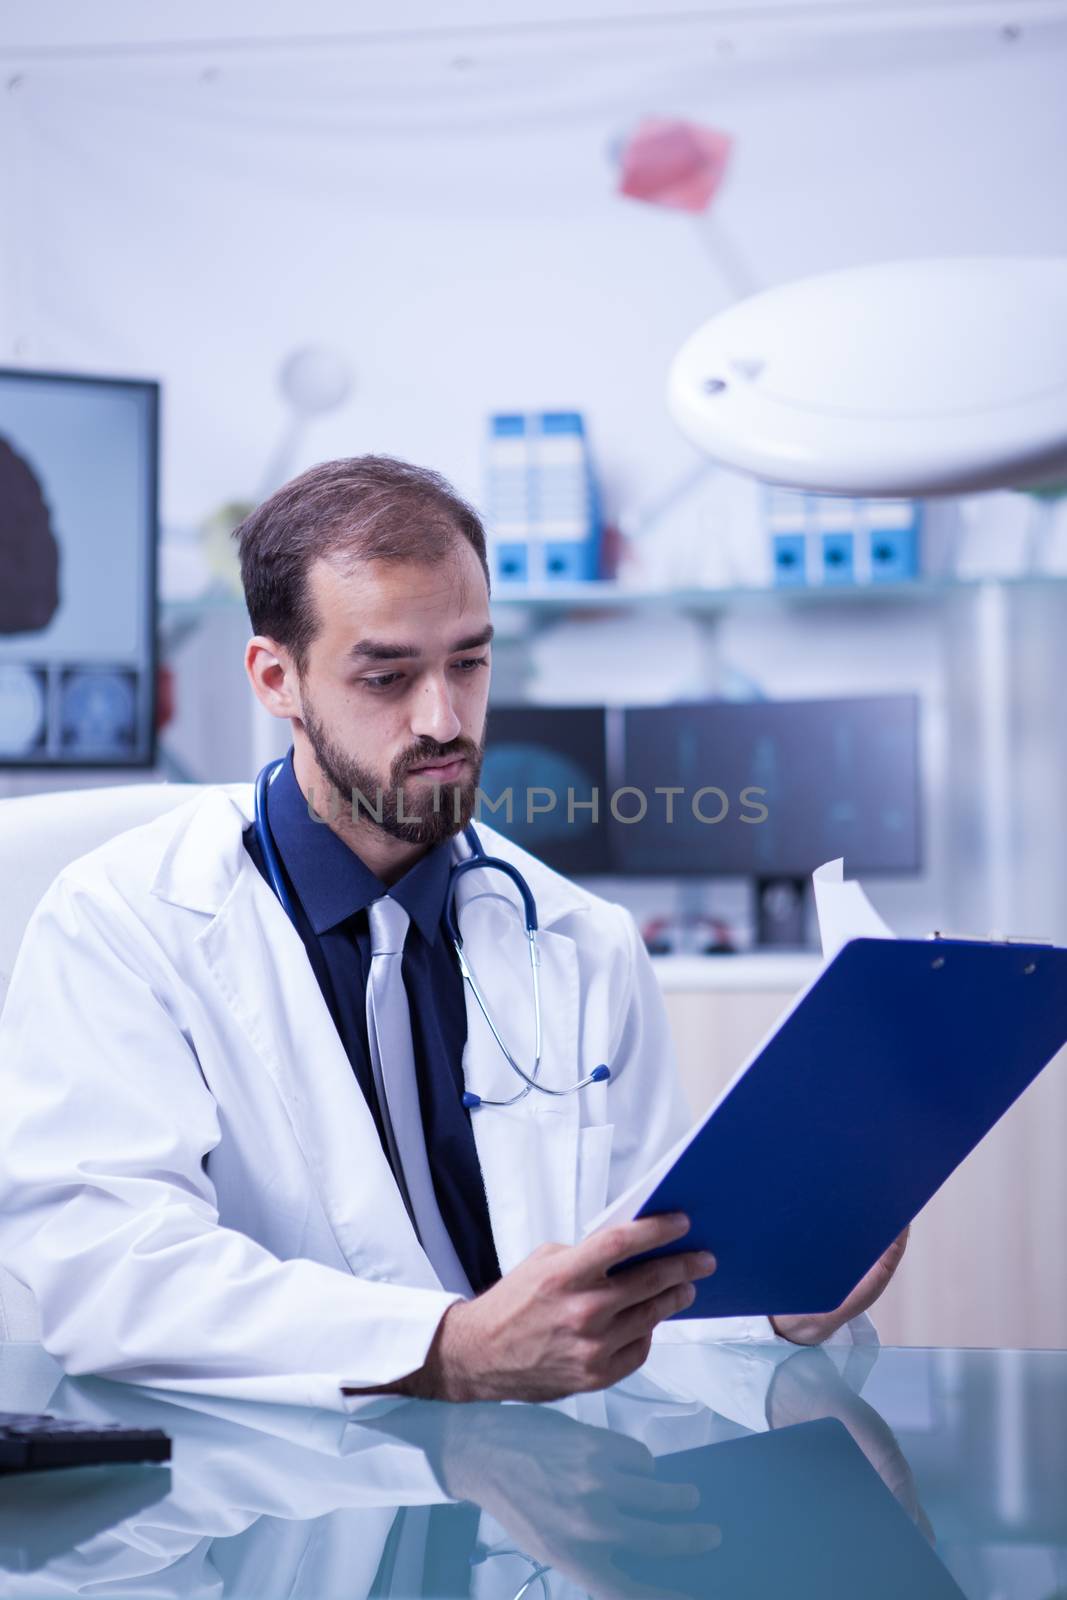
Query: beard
301 695 485 847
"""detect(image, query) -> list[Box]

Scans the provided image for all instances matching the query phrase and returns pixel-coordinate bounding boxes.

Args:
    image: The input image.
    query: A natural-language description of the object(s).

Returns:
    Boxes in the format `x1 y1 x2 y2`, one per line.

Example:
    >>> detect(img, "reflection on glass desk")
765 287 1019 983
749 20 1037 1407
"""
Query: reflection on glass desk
0 1340 1063 1599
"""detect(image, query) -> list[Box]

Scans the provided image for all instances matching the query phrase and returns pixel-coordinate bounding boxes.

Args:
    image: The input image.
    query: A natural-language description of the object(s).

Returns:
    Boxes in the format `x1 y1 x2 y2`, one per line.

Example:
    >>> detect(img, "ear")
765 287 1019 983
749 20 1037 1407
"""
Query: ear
245 636 301 720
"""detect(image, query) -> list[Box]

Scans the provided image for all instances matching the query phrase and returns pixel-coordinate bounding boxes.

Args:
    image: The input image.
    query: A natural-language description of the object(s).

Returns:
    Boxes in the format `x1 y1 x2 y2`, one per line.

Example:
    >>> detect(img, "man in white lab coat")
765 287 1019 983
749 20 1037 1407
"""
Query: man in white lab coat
0 456 903 1408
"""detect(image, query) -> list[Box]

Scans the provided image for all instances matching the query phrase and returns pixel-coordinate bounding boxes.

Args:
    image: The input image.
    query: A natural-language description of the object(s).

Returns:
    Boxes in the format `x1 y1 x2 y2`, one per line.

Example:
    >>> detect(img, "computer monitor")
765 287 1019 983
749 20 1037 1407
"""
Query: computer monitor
479 704 611 875
0 367 158 768
614 696 921 880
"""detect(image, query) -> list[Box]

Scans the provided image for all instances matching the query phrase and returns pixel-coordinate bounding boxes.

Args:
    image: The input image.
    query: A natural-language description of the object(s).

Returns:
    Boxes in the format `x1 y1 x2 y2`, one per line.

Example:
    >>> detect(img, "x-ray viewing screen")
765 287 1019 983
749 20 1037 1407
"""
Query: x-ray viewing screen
0 369 158 767
616 697 921 878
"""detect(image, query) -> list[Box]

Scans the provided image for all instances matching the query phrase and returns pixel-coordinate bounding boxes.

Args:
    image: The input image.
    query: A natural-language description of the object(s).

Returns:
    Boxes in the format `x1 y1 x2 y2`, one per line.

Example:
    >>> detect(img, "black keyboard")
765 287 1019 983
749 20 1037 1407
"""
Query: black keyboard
0 1412 171 1472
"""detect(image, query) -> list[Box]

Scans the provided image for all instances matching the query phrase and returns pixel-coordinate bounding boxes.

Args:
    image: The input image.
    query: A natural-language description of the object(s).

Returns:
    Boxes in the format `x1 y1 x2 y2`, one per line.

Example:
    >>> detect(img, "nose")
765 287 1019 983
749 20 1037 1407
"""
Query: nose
410 673 462 747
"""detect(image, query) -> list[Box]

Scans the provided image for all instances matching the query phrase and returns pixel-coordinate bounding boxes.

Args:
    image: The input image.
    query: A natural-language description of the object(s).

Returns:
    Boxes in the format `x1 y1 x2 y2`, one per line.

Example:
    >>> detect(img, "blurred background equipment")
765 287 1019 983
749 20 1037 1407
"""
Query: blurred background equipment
481 696 920 949
259 344 354 500
667 258 1067 498
0 369 158 769
766 490 921 589
617 696 920 947
615 115 732 214
195 343 356 601
480 703 611 875
485 410 602 585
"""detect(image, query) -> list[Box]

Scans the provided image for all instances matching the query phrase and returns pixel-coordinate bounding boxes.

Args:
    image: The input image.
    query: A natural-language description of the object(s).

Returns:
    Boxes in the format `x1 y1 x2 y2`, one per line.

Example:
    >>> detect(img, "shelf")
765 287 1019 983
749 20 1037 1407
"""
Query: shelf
491 579 942 610
159 571 1067 626
488 574 1067 611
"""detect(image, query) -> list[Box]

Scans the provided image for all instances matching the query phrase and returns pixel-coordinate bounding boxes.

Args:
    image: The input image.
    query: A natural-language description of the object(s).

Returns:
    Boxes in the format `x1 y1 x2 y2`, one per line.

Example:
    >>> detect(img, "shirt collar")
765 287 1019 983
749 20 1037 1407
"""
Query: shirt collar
263 749 452 944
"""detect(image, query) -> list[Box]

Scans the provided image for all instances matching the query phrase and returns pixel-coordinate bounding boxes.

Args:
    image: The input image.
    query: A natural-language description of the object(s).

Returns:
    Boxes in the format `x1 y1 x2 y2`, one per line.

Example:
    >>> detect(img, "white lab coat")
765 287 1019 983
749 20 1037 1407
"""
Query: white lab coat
0 783 853 1407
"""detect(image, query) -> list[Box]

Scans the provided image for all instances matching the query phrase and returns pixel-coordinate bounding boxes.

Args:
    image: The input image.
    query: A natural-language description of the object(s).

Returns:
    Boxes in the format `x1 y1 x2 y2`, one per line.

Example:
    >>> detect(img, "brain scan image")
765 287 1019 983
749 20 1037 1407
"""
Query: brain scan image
58 667 137 755
0 435 61 635
0 663 47 755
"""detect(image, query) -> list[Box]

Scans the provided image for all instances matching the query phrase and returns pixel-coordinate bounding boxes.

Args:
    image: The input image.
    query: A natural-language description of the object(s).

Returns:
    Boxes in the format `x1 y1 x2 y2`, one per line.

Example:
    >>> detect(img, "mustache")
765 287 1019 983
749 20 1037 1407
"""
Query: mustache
395 737 481 776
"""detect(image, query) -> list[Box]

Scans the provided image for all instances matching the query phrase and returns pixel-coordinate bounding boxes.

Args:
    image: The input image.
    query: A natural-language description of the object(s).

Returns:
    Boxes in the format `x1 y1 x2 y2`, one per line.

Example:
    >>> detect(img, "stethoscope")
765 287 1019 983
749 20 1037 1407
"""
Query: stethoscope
470 1540 554 1599
253 758 611 1109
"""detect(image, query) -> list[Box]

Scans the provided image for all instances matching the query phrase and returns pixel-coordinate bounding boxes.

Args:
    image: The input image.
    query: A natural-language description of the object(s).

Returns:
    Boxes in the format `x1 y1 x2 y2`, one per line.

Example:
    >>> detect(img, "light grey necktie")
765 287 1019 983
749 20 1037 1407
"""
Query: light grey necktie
365 895 473 1298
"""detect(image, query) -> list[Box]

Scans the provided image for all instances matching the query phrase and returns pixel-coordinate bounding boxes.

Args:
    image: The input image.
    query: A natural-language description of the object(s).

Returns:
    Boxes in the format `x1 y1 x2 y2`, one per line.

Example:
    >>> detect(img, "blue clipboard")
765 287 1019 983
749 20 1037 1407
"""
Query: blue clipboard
626 936 1067 1318
620 1418 964 1598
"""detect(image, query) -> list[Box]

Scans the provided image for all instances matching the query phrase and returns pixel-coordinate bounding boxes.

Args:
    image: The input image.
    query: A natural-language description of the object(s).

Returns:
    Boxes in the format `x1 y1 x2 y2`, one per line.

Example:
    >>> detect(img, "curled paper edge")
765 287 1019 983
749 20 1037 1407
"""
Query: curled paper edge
812 859 895 963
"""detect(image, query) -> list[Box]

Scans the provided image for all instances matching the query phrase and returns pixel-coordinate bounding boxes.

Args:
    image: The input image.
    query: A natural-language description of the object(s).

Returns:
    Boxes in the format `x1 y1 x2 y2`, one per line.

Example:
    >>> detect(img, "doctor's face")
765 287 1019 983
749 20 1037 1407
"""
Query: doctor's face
294 538 491 845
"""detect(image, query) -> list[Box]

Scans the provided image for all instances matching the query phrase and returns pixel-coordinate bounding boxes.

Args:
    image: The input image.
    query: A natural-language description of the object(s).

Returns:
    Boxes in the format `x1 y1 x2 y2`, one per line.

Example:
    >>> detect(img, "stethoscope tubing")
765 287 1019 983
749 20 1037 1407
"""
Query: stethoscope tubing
254 760 298 925
253 758 609 1109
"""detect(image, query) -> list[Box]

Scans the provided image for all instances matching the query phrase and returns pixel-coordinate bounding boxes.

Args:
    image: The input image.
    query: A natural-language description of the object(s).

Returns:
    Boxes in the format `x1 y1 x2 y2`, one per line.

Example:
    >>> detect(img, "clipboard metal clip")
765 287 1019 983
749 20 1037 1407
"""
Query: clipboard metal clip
926 929 1054 946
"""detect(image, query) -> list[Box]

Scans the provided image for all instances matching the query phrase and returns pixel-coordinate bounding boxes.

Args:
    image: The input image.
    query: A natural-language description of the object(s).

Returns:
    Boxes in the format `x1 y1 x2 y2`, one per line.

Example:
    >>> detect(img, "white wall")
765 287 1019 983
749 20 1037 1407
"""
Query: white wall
1 2 1066 940
3 5 1066 520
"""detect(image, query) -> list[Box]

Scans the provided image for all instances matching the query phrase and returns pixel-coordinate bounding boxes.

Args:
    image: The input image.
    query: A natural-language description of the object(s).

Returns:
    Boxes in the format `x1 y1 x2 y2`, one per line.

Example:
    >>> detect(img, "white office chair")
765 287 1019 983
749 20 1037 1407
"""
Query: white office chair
0 783 203 1340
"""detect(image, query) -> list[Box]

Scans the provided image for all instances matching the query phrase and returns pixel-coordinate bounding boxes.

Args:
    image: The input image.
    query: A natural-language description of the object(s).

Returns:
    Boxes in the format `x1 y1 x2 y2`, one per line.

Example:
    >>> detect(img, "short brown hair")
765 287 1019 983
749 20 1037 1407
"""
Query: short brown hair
233 455 491 671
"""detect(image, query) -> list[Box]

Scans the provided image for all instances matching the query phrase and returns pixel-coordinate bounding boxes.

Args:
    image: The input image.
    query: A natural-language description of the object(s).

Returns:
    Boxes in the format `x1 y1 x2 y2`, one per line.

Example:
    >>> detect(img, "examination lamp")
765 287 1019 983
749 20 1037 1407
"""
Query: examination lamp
667 257 1067 497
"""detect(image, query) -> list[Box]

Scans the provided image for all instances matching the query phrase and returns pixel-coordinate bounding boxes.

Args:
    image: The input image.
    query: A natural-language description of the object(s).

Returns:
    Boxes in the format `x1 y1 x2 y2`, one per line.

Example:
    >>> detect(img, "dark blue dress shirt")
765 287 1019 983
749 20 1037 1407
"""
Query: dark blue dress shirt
243 748 501 1295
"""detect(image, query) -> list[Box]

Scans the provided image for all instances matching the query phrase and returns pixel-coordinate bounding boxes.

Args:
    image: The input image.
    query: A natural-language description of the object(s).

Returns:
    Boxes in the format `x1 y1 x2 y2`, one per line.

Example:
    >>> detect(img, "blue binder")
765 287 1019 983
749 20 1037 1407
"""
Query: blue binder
628 936 1067 1318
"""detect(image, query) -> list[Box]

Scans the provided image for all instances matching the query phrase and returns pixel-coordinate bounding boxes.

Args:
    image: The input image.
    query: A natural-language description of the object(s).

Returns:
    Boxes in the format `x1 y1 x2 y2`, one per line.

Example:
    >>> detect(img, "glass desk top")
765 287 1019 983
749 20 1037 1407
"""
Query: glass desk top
0 1339 1064 1600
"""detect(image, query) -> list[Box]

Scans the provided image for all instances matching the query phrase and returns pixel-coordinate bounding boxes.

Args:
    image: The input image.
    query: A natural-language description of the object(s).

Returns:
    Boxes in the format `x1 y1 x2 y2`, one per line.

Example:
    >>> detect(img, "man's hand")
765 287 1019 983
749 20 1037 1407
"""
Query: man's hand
438 1403 720 1600
765 1345 933 1538
368 1399 720 1600
770 1228 909 1346
393 1213 716 1402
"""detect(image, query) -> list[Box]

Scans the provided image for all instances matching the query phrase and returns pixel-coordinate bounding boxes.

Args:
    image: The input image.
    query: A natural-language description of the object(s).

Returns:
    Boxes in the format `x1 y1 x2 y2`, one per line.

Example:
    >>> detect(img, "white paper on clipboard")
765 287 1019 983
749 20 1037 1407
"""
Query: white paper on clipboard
812 858 895 962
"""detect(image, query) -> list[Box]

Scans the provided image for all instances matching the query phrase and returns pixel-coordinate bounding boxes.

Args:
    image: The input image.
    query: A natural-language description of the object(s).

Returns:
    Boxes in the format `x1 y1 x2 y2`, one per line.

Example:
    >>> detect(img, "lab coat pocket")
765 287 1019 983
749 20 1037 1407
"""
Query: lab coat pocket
576 1123 615 1235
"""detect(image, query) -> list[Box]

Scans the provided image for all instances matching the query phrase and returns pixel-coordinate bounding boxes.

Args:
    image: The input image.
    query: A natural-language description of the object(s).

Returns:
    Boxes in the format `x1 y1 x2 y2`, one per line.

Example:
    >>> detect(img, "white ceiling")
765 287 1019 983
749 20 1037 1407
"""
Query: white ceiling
3 0 1063 57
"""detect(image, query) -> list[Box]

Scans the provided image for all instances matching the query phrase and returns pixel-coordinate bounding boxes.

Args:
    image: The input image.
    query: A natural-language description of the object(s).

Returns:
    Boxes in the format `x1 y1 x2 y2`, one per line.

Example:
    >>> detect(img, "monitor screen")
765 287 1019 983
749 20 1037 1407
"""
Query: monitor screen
0 368 158 768
479 704 611 875
614 697 920 879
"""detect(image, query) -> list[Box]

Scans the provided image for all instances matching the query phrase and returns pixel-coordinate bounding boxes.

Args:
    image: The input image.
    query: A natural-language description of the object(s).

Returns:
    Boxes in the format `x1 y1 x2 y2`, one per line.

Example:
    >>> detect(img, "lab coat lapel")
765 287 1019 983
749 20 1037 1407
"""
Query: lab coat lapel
178 795 437 1291
452 866 581 1271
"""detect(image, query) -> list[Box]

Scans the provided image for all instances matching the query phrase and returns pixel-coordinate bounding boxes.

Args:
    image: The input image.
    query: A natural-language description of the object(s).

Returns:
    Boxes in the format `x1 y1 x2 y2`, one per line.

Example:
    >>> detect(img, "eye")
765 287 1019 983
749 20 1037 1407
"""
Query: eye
453 655 488 674
362 672 403 692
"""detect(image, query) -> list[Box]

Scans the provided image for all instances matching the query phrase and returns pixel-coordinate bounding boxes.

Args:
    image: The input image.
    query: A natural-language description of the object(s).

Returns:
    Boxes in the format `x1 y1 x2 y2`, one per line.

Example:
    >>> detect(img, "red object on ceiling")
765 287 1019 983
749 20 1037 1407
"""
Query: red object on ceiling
617 117 732 214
